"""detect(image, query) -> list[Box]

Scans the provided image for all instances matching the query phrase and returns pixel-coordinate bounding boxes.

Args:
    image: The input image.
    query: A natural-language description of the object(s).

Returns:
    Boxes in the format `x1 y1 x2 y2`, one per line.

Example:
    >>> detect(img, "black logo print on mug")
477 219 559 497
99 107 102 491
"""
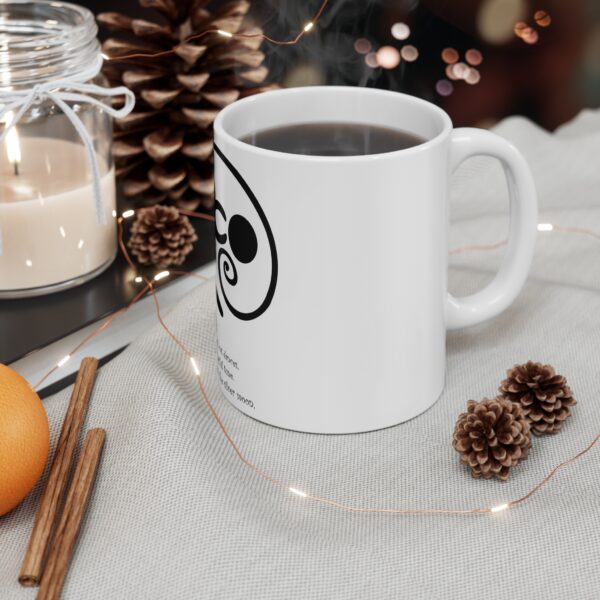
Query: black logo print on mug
214 144 278 320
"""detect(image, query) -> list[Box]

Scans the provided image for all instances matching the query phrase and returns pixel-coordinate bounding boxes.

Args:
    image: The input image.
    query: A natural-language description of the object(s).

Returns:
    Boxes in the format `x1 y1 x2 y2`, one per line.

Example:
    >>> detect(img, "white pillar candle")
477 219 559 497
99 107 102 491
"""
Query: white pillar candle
0 137 117 293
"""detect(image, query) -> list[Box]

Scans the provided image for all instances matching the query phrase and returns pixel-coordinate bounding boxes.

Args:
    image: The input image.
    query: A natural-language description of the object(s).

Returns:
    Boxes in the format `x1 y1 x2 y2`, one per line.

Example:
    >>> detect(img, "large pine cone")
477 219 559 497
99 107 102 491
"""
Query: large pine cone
453 397 531 481
98 0 276 212
128 205 198 267
499 361 576 435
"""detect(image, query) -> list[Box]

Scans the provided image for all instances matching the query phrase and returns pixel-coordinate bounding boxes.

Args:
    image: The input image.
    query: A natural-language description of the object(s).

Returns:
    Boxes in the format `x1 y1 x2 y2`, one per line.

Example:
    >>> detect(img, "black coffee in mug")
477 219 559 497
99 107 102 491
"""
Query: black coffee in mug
240 122 425 156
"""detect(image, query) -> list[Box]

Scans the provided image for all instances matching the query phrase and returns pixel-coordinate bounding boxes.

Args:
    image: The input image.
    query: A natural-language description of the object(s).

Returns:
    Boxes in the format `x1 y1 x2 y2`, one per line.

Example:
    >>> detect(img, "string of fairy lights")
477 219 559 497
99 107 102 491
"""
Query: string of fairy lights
33 207 600 517
102 0 330 62
27 1 599 517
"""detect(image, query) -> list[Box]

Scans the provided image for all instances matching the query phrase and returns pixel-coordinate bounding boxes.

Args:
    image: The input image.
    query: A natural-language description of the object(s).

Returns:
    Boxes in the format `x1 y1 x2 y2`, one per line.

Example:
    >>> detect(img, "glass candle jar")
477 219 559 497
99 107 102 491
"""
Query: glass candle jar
0 1 133 298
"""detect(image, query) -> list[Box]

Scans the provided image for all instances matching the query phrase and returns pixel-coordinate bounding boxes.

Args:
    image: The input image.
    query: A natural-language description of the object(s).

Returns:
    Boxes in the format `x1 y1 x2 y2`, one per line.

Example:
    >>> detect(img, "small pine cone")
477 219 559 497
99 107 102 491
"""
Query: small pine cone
128 205 198 268
453 397 531 481
499 361 576 436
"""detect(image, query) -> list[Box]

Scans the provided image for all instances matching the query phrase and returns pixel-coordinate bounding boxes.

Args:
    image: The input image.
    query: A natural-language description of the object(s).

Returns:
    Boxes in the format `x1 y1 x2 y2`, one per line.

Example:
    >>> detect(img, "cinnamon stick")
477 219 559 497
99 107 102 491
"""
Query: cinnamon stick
37 429 106 600
19 357 99 587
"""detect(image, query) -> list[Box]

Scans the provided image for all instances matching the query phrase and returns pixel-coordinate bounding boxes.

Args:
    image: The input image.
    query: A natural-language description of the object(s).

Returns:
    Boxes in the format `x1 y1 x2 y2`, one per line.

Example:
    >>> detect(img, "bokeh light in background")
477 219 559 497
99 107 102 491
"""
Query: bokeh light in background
442 48 459 64
353 38 372 55
465 49 483 66
436 79 454 96
521 28 539 44
400 45 419 62
534 10 552 27
445 65 458 80
464 68 481 85
440 48 484 86
452 62 469 80
365 52 379 68
513 21 528 37
376 45 401 69
476 0 526 44
391 22 410 40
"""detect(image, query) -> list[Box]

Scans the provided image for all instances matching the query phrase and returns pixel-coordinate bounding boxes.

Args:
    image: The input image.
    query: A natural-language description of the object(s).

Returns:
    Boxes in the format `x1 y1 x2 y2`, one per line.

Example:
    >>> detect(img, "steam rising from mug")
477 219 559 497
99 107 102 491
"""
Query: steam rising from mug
262 0 391 87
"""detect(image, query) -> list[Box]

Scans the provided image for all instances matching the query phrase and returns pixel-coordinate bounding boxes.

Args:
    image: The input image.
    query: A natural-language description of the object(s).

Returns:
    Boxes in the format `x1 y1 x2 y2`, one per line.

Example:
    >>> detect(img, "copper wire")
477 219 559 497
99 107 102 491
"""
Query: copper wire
553 224 600 241
31 216 211 390
105 0 330 62
32 283 151 390
177 208 216 222
508 433 600 508
32 213 599 516
449 223 600 256
449 239 507 255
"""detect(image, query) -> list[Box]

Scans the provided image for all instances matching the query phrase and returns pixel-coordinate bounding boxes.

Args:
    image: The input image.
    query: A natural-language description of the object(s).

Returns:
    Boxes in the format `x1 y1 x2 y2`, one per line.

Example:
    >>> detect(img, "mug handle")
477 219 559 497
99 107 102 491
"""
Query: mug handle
446 128 538 330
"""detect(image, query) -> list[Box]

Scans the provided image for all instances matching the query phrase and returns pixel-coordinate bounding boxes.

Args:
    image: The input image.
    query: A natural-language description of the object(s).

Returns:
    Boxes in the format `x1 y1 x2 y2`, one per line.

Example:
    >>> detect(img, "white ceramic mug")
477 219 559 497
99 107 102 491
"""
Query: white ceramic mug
213 86 537 434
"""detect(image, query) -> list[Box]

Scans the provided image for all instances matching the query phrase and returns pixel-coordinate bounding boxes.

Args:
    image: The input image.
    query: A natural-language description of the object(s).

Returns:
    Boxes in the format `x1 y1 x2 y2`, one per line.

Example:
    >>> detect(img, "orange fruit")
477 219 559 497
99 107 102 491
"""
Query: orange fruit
0 364 49 516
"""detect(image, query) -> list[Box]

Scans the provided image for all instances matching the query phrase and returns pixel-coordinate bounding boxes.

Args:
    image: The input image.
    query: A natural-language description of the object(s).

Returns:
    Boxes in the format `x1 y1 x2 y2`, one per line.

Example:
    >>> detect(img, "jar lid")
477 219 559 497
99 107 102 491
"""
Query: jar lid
0 0 100 89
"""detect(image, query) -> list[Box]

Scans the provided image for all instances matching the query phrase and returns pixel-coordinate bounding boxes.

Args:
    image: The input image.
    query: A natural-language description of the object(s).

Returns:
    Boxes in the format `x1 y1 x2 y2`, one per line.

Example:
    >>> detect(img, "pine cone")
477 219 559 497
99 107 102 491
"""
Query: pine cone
128 205 198 267
453 397 531 481
98 1 277 212
499 361 576 435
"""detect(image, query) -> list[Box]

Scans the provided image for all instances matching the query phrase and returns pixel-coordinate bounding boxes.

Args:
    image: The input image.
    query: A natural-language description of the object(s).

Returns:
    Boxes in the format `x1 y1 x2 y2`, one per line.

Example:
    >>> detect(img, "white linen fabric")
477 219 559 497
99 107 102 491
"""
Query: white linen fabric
1 111 599 600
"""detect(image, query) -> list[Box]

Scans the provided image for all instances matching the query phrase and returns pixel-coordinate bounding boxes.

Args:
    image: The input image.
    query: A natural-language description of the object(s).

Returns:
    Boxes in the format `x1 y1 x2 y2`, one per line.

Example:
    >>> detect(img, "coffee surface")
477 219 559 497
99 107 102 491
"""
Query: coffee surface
240 122 425 156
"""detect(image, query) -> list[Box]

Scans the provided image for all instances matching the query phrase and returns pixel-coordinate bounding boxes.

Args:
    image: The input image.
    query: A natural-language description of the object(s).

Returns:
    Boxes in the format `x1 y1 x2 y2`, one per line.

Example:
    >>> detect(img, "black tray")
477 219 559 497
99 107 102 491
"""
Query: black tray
0 219 215 365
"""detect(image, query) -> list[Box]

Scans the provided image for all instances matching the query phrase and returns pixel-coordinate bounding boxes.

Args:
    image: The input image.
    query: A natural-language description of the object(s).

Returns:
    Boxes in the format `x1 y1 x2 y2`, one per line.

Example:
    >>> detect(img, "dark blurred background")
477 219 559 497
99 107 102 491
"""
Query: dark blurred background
86 0 599 130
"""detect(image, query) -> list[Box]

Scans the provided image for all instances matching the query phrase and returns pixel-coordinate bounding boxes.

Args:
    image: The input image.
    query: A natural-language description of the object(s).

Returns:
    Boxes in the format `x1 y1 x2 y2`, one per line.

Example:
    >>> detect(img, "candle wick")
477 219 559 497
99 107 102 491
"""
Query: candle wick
13 162 19 176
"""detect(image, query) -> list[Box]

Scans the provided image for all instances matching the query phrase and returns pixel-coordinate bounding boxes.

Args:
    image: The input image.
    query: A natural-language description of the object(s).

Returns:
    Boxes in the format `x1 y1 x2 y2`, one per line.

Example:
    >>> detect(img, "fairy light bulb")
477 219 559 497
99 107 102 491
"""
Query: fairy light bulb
122 209 135 219
217 29 233 38
289 487 308 498
190 357 201 376
490 503 509 513
303 22 314 32
57 354 71 368
154 270 170 281
537 223 554 232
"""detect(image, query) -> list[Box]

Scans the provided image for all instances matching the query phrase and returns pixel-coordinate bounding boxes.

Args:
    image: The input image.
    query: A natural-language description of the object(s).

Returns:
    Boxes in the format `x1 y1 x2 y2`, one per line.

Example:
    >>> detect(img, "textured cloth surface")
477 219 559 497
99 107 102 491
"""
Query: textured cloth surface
1 112 599 600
